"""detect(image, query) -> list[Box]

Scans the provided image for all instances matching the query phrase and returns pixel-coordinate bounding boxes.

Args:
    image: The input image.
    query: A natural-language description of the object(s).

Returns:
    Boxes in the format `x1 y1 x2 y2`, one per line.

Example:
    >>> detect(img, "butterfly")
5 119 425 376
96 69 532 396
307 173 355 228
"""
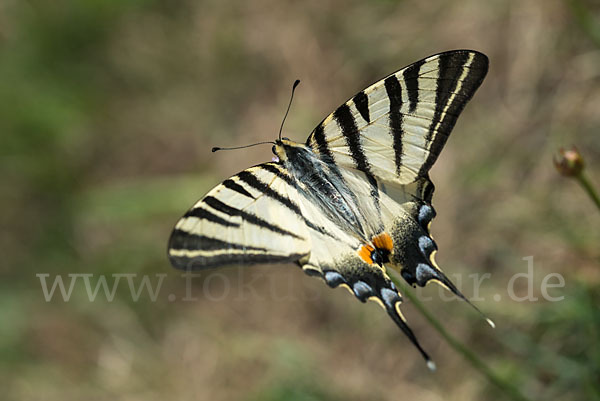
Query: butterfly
168 50 490 368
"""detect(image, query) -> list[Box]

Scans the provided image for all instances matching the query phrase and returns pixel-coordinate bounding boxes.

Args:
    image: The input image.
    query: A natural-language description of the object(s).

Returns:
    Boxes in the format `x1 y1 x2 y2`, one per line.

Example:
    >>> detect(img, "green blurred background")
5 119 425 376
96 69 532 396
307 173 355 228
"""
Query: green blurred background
1 0 599 400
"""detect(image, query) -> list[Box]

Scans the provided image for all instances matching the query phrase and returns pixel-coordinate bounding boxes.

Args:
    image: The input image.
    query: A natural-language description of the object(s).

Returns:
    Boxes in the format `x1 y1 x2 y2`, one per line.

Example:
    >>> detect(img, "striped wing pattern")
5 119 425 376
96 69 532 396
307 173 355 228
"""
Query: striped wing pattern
168 163 311 269
306 50 488 185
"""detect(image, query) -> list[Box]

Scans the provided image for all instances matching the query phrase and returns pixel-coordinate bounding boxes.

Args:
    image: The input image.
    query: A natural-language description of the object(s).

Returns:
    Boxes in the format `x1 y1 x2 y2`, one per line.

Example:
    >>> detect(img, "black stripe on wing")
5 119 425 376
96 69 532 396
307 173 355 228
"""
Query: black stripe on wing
169 230 304 269
172 253 305 270
170 230 267 252
352 91 370 123
223 179 254 199
306 124 357 212
333 104 381 214
259 163 296 187
203 196 303 240
311 123 336 165
334 104 371 173
403 58 425 113
419 51 488 177
237 170 303 217
183 207 240 227
384 75 405 177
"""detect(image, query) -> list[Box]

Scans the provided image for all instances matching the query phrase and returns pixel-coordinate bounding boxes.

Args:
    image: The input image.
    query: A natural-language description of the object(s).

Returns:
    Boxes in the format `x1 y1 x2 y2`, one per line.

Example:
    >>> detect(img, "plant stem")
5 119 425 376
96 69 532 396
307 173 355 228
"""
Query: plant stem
576 172 600 212
390 277 533 401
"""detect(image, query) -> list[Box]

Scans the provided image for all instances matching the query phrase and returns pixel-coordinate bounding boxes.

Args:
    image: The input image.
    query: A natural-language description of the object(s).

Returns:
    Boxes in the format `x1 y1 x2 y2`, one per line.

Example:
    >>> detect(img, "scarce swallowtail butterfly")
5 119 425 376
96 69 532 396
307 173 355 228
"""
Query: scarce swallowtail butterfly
168 50 490 368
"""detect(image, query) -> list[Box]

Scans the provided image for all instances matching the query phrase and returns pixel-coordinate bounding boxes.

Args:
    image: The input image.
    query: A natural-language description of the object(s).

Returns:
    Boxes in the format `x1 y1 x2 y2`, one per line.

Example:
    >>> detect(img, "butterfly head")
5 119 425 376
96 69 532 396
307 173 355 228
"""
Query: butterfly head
272 138 302 163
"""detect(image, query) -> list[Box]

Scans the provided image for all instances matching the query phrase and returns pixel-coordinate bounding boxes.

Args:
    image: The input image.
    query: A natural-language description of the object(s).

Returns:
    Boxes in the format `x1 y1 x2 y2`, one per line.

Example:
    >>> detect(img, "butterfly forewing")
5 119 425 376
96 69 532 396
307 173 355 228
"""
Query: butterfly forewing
306 50 488 186
168 163 311 269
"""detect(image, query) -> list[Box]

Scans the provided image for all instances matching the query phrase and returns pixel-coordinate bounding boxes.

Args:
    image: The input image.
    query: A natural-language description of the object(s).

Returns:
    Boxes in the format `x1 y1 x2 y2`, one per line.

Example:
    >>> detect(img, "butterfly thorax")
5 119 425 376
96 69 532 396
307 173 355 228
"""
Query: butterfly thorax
274 139 370 242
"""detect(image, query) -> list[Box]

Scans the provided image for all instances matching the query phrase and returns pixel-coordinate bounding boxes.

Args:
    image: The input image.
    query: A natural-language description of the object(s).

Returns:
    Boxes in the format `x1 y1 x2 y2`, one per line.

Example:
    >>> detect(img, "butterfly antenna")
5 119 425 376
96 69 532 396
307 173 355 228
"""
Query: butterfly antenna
279 79 300 141
212 141 275 153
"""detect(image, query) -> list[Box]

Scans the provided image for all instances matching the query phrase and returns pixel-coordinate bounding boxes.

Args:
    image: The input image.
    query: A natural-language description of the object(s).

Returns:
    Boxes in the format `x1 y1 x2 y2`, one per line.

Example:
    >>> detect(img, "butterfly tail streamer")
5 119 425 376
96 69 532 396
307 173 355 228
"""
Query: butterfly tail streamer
427 266 496 329
390 202 495 328
399 241 495 329
384 297 436 370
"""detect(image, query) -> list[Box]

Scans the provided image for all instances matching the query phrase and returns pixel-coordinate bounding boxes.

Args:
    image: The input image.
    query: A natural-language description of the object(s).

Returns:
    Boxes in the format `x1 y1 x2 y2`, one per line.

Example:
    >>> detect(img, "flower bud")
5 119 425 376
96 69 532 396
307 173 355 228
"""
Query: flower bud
554 147 584 177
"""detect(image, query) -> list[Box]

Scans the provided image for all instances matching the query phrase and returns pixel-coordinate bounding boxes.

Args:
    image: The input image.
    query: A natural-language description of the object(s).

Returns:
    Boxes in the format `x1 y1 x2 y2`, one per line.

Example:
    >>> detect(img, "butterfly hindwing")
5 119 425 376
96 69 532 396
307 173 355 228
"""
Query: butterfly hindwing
336 166 470 303
307 252 433 363
293 167 440 362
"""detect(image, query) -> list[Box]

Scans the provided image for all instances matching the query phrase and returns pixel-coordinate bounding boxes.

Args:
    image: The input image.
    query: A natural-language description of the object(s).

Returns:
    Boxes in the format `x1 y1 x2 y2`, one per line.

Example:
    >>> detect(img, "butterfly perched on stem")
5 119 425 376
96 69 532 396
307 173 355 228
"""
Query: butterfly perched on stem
168 50 490 368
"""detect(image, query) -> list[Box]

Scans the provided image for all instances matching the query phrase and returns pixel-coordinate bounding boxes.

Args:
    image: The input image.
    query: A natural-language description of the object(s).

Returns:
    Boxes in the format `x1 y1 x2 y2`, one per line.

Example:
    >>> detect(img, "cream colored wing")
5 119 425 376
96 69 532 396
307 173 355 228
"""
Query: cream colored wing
168 163 311 269
306 50 488 186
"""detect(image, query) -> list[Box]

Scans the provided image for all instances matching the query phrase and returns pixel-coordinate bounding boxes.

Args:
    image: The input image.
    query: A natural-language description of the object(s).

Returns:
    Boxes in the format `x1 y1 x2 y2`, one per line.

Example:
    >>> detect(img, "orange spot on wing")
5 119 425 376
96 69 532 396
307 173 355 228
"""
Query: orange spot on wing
372 232 393 251
358 244 375 264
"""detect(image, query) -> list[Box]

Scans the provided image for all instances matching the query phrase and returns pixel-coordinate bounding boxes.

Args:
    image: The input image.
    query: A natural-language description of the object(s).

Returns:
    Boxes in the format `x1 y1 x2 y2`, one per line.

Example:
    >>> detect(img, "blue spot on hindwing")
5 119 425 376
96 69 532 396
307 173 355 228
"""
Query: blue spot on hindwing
324 271 346 288
418 204 435 228
380 287 401 308
415 263 437 285
418 236 436 257
352 281 373 300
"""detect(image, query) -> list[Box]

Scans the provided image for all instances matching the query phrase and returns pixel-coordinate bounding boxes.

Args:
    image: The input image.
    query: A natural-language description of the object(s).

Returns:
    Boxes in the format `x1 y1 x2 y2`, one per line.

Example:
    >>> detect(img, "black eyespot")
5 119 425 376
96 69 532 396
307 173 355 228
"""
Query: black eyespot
272 145 277 155
282 137 290 141
371 248 390 266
